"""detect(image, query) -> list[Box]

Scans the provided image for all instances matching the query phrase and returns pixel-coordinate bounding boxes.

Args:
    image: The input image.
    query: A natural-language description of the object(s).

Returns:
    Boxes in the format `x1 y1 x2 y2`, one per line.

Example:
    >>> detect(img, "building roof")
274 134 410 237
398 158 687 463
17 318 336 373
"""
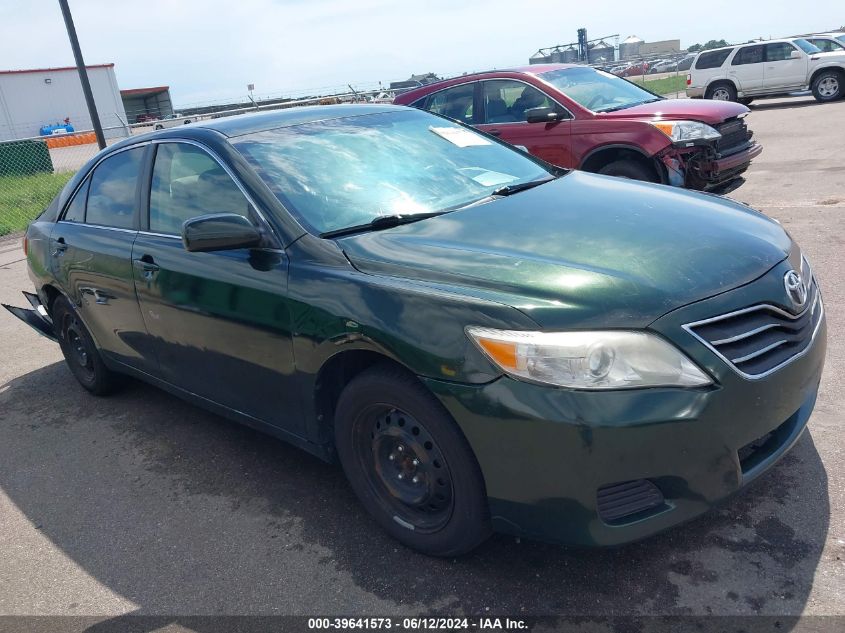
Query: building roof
120 86 170 98
0 63 114 75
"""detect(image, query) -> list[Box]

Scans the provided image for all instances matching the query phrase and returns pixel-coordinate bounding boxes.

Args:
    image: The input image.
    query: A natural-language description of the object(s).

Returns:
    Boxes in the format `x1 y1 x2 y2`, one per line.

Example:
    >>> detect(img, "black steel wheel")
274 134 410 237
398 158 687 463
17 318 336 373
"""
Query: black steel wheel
359 406 454 532
53 296 122 396
334 364 491 556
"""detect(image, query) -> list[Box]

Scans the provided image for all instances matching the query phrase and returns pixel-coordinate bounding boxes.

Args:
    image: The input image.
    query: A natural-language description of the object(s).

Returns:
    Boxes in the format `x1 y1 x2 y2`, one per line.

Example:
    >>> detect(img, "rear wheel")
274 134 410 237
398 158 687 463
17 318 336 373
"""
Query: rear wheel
53 296 122 396
334 364 491 556
706 82 737 102
597 159 659 183
811 70 843 102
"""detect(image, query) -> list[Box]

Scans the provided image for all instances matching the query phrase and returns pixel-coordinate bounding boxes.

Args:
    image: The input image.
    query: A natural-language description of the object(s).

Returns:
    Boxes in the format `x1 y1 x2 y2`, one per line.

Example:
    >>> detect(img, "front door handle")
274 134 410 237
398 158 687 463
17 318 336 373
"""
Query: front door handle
133 255 160 279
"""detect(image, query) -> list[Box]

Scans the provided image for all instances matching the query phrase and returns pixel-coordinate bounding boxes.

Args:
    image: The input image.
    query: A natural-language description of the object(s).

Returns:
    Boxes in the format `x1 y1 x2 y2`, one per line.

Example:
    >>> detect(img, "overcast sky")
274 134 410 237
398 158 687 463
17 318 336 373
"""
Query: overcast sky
1 0 842 106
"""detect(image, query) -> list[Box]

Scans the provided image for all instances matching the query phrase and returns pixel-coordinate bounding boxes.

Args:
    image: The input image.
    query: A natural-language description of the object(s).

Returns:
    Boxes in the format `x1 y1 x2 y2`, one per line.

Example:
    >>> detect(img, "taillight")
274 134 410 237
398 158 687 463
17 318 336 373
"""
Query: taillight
22 236 28 257
686 74 691 86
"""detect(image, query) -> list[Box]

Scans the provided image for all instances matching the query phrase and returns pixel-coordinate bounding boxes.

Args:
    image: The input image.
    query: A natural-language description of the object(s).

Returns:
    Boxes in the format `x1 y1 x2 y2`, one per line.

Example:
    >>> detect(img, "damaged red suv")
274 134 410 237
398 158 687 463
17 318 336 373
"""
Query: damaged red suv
394 64 762 190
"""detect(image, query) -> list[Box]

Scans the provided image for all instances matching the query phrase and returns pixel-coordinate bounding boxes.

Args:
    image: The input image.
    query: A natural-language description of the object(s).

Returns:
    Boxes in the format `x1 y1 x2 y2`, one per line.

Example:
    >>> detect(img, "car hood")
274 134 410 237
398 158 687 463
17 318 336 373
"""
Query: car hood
338 172 791 329
597 98 749 124
812 51 845 62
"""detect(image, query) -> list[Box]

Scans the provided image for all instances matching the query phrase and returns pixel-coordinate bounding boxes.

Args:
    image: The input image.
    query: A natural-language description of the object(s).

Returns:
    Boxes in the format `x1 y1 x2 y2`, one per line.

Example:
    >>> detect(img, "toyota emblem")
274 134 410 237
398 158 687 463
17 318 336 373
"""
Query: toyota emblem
784 270 807 309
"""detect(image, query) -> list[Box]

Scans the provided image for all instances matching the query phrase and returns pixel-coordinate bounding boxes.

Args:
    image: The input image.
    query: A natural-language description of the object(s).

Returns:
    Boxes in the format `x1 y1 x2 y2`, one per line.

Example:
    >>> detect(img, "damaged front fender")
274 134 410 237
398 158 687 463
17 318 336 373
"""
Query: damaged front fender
2 291 57 342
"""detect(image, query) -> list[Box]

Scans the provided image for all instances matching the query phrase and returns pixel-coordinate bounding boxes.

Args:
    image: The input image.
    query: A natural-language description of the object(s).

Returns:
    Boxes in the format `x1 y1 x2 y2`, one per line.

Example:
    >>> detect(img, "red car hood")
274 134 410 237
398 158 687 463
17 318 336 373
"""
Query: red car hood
597 98 749 124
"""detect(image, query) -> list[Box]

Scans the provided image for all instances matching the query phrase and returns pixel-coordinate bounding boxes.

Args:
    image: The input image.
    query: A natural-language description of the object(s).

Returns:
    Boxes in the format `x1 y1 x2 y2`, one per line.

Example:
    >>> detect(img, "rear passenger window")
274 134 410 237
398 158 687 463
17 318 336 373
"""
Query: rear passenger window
86 148 144 229
423 84 475 124
695 49 733 69
732 45 764 65
63 178 89 223
149 143 252 235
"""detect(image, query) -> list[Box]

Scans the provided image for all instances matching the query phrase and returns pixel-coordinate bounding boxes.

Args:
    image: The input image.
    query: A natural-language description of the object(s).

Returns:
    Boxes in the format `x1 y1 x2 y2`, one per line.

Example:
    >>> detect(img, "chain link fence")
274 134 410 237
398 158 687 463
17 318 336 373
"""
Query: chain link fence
0 129 106 237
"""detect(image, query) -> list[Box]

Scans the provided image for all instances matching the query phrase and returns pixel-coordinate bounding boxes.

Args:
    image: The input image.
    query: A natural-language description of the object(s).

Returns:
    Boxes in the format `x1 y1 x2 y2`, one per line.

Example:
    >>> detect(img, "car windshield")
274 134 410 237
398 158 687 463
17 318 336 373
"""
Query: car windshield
838 35 845 45
793 39 821 54
539 66 661 112
234 109 552 235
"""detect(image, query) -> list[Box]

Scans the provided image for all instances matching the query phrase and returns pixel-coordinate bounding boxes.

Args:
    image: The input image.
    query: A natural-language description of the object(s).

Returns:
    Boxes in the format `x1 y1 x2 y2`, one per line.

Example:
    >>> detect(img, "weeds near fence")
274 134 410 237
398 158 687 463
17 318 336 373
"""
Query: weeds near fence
0 171 73 236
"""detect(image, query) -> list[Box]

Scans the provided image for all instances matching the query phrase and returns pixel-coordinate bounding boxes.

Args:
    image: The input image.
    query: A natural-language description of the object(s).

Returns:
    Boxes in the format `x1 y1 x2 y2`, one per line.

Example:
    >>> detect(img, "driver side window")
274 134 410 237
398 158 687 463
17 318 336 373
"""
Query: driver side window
149 143 252 235
481 81 558 124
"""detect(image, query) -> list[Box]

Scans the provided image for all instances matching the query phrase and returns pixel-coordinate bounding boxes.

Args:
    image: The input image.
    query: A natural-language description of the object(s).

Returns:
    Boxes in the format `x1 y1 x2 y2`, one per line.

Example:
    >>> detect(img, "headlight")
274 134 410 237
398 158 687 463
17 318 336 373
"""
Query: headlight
466 327 712 389
651 120 721 143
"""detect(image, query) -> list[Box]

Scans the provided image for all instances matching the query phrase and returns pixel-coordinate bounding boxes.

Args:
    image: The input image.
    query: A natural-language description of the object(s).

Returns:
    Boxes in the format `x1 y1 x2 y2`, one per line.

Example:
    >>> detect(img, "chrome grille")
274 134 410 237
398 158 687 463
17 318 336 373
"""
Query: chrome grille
684 264 823 379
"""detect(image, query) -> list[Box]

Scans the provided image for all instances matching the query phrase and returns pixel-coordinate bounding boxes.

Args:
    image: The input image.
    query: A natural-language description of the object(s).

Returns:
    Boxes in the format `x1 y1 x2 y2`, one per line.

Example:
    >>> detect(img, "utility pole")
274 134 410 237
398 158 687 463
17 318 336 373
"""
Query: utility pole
58 0 106 149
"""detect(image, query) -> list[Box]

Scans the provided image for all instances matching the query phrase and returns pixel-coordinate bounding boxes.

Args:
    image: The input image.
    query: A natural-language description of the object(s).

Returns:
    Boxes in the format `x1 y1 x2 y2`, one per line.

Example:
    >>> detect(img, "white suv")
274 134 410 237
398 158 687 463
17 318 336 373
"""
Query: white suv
686 38 845 103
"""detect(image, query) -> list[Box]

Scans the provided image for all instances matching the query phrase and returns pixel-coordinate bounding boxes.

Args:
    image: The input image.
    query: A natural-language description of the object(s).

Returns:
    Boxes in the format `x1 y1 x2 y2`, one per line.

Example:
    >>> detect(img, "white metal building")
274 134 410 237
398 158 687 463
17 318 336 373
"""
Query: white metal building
0 63 130 142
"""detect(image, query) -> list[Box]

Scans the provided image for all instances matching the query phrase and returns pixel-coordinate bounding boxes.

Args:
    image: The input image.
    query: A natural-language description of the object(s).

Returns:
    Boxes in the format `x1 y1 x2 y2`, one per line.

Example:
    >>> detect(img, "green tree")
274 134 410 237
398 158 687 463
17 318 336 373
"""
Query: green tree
688 39 730 53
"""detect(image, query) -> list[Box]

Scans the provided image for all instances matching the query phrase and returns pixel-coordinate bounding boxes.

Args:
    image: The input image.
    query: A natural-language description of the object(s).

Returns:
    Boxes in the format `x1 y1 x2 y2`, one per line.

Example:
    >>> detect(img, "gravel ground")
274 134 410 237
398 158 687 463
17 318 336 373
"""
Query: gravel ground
0 96 842 623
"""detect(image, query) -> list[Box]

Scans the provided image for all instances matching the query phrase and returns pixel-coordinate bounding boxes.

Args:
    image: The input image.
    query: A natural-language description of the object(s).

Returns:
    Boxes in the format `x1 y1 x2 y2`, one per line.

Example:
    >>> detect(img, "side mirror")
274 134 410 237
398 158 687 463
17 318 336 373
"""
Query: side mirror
525 106 564 123
182 213 263 252
790 50 802 59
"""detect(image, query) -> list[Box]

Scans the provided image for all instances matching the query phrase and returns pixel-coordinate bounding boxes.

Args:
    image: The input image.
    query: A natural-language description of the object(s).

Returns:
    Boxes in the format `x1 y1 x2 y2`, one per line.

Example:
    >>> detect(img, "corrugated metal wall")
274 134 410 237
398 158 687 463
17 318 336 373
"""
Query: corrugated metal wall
0 66 130 141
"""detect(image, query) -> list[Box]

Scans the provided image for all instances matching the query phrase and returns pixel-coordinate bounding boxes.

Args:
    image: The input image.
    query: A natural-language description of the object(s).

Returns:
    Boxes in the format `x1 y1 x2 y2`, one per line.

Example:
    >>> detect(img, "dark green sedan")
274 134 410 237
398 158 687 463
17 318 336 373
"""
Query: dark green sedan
5 105 826 556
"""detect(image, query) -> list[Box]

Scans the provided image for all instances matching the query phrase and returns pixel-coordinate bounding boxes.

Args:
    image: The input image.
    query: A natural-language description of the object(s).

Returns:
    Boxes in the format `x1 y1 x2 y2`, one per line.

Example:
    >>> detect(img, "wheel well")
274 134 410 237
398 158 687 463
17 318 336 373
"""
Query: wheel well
810 66 844 86
706 79 736 95
580 147 662 182
314 350 412 442
41 284 61 316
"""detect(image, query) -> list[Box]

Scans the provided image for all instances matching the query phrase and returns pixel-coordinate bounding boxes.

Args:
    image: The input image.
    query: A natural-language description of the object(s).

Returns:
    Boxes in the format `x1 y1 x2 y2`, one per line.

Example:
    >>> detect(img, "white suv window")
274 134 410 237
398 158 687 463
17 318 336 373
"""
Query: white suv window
732 45 764 65
765 43 797 62
695 49 733 69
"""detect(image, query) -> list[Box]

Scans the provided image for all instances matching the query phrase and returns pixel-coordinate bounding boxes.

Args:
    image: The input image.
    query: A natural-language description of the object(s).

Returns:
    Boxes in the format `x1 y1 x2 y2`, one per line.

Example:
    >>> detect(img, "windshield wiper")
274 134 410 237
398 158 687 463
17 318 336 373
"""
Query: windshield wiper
597 98 663 113
490 176 556 197
320 211 446 239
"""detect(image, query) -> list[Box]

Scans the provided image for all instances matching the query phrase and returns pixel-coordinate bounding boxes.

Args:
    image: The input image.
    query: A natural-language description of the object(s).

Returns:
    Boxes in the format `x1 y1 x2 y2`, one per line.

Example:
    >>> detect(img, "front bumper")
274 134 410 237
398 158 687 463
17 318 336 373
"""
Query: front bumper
424 259 827 547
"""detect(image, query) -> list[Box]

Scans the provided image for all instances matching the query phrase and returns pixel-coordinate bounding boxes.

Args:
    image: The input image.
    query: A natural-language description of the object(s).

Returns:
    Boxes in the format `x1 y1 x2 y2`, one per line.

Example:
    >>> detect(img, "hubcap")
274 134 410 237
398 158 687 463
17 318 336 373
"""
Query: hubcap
819 77 839 97
357 407 454 532
712 88 731 101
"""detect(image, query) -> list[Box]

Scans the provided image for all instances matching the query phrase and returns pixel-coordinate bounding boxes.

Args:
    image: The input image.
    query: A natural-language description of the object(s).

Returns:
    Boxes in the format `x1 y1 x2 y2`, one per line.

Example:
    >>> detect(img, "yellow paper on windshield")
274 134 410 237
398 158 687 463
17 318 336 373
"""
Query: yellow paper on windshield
429 126 491 147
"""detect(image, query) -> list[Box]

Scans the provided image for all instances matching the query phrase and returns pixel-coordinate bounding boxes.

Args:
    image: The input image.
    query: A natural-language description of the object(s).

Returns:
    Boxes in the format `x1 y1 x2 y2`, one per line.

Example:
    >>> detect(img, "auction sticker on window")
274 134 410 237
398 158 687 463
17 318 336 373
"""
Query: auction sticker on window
429 126 491 147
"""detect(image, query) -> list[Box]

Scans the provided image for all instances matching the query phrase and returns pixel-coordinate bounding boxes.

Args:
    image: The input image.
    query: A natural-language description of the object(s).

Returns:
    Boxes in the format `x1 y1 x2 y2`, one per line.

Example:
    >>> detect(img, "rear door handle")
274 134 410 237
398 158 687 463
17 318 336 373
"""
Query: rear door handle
487 129 502 137
52 237 67 257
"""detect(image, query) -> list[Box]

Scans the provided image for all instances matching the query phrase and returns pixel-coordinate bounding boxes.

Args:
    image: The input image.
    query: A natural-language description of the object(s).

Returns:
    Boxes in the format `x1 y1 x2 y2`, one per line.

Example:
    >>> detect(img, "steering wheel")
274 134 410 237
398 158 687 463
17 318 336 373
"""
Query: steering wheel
587 94 608 110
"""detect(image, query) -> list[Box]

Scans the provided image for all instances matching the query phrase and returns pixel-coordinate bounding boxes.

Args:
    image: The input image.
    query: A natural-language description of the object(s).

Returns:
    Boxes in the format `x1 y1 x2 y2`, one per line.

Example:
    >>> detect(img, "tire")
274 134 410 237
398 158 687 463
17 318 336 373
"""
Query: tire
706 82 737 102
597 159 659 183
154 124 163 130
334 364 491 556
53 296 122 396
811 70 843 102
738 97 754 106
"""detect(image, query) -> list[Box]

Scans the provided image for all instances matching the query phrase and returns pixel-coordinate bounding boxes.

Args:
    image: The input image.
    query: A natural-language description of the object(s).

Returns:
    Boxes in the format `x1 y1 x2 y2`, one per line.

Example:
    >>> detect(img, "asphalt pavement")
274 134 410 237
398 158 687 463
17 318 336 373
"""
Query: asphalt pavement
0 96 843 623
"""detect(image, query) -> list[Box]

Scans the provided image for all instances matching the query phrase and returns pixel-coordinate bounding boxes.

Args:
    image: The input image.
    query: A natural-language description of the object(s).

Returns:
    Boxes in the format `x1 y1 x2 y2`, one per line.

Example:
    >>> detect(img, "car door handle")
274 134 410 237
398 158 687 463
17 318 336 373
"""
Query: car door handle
133 255 160 278
52 237 67 257
487 129 502 136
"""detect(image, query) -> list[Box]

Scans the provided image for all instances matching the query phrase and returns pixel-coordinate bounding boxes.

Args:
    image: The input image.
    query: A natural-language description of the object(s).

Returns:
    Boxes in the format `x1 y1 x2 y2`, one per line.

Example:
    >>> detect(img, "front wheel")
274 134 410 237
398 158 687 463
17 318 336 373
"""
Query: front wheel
812 70 843 102
334 365 491 556
597 159 659 183
53 296 122 396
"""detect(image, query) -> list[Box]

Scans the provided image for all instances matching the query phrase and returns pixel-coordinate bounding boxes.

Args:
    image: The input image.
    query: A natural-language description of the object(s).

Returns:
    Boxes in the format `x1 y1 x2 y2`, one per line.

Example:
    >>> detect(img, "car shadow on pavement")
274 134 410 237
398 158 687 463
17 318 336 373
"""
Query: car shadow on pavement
748 98 828 112
0 362 830 626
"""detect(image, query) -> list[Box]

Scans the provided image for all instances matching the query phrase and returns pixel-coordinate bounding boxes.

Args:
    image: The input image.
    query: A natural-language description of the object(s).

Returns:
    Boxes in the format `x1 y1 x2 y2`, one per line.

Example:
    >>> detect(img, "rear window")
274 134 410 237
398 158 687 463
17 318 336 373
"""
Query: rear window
695 49 733 70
